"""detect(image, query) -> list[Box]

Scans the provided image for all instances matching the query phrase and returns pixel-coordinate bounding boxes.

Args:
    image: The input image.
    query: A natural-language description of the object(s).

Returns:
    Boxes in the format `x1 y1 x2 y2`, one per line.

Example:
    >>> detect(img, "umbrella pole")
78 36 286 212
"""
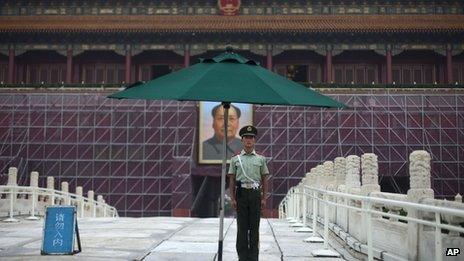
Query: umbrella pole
217 102 230 261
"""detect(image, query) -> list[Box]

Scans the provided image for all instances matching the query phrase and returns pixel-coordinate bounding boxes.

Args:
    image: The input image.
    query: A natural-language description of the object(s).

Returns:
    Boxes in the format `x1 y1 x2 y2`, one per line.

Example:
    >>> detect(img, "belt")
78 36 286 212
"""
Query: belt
241 181 260 189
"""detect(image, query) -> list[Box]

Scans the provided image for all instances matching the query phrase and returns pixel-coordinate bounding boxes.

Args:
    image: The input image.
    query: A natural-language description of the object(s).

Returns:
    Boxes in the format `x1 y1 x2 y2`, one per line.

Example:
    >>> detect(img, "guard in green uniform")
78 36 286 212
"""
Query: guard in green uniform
228 125 269 261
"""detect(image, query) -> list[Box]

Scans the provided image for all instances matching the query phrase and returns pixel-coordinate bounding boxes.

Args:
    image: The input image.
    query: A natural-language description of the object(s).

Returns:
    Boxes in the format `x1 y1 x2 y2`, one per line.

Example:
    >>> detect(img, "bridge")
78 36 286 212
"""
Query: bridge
1 150 464 260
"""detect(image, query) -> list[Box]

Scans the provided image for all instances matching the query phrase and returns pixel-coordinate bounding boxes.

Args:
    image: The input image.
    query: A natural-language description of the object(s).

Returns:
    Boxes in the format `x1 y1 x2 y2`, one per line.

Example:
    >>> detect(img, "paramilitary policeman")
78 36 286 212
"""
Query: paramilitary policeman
228 125 269 261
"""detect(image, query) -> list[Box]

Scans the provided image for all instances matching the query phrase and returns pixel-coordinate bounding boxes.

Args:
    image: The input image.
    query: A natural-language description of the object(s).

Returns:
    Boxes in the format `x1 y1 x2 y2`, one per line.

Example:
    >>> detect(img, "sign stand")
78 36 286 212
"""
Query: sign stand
41 206 81 255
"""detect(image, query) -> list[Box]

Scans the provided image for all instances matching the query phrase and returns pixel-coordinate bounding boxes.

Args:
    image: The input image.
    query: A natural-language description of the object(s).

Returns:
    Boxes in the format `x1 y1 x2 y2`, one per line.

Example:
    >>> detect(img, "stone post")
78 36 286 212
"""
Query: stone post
47 176 55 205
61 181 69 205
6 167 18 200
27 171 39 220
314 165 324 188
334 157 346 191
407 150 434 201
323 161 337 222
455 194 462 203
30 171 39 187
345 155 361 239
88 190 95 217
323 161 335 190
345 155 361 192
4 167 19 222
97 195 104 217
7 167 18 185
304 170 313 186
76 186 84 217
407 150 434 261
361 153 381 195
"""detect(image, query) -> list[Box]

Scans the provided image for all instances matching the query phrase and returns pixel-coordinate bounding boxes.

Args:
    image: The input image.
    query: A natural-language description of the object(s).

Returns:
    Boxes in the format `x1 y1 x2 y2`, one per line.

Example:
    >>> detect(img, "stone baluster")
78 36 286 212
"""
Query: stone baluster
334 157 346 192
61 181 69 205
361 153 381 195
6 167 18 199
304 169 313 186
447 194 464 236
30 171 39 187
76 186 84 217
315 165 324 188
304 169 315 215
345 155 361 193
4 167 19 222
26 171 40 220
7 167 18 186
323 161 337 223
407 150 434 201
454 193 462 203
323 161 335 190
47 176 55 206
406 150 434 261
97 195 104 217
88 190 96 217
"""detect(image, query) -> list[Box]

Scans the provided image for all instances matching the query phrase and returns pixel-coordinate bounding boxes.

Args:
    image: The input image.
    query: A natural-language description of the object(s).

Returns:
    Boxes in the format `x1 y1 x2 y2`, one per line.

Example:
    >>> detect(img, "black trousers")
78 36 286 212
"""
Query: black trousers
236 188 261 261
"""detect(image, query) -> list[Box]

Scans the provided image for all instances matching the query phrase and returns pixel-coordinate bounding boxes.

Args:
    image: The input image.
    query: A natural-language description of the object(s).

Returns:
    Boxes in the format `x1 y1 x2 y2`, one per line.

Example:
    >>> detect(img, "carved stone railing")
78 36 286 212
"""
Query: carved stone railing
279 150 464 261
1 167 118 222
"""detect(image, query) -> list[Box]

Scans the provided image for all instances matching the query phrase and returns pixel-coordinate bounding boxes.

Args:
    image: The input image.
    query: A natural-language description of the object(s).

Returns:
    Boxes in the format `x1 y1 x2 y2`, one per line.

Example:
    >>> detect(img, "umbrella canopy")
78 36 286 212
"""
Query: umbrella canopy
108 51 347 108
108 49 347 261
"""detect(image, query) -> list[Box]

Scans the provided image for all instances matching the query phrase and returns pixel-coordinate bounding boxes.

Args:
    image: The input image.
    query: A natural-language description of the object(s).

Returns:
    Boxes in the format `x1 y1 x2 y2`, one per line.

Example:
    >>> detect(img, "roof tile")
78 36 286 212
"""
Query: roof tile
0 14 462 33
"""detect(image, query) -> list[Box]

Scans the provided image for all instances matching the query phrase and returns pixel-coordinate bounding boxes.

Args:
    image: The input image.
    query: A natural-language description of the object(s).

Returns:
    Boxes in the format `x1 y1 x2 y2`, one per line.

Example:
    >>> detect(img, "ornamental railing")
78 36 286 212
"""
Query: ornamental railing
0 167 118 221
279 151 464 261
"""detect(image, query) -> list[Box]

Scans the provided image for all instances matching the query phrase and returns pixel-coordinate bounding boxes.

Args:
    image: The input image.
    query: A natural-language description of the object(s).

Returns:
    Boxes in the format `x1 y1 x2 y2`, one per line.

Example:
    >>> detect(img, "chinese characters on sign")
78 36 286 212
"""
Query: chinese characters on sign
52 213 65 247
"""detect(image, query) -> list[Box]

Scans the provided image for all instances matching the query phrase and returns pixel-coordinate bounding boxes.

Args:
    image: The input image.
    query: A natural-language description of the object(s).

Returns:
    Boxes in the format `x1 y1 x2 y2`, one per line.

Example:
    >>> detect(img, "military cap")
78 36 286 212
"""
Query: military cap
239 125 258 137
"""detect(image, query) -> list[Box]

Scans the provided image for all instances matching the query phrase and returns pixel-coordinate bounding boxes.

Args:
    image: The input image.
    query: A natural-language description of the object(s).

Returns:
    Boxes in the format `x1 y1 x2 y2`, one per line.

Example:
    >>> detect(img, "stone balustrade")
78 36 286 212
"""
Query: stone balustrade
280 150 464 261
0 167 118 221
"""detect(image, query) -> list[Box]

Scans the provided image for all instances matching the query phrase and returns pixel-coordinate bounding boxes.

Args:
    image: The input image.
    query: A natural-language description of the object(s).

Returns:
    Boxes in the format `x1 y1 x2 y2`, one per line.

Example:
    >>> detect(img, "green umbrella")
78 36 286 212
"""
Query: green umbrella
108 49 347 261
110 51 346 108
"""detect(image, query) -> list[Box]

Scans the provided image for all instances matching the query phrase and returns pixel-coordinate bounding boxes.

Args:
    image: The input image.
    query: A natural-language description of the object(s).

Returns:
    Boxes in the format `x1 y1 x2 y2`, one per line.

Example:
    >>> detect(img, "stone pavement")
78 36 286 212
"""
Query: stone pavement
0 217 346 260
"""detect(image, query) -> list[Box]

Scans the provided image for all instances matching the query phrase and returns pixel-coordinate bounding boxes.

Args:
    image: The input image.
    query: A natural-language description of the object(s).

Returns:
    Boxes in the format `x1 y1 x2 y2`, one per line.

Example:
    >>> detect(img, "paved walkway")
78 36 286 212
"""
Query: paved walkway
0 217 345 260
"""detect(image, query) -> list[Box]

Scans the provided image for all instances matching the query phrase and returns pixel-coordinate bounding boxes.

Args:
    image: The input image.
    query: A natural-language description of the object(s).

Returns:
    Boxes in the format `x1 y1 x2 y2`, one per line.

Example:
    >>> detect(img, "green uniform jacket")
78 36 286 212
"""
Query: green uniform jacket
228 149 269 182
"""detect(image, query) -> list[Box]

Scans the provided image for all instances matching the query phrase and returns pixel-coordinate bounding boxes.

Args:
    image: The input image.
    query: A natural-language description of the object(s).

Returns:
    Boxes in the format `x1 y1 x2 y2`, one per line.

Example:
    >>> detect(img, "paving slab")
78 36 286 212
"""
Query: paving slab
0 217 345 260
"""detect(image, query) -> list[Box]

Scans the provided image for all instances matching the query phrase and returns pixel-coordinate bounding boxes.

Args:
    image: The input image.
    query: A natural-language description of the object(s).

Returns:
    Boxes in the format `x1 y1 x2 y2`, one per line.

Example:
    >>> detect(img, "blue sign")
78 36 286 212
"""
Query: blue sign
41 206 79 255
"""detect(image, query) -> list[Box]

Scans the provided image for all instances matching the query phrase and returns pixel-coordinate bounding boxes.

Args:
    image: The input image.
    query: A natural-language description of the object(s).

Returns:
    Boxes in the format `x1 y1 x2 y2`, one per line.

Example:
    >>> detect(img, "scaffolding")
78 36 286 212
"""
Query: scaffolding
0 89 462 216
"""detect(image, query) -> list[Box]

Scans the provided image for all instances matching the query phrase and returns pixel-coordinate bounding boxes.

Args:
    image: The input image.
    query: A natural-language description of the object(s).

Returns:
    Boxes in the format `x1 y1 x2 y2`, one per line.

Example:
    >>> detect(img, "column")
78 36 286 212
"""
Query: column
446 44 453 84
325 48 332 83
266 45 273 71
184 44 190 67
66 48 73 84
8 47 15 83
125 47 131 84
386 48 392 84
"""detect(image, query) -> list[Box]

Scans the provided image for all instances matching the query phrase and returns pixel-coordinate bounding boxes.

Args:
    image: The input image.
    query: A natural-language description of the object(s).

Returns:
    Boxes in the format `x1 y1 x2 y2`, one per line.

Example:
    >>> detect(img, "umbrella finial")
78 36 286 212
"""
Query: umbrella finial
225 45 234 53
